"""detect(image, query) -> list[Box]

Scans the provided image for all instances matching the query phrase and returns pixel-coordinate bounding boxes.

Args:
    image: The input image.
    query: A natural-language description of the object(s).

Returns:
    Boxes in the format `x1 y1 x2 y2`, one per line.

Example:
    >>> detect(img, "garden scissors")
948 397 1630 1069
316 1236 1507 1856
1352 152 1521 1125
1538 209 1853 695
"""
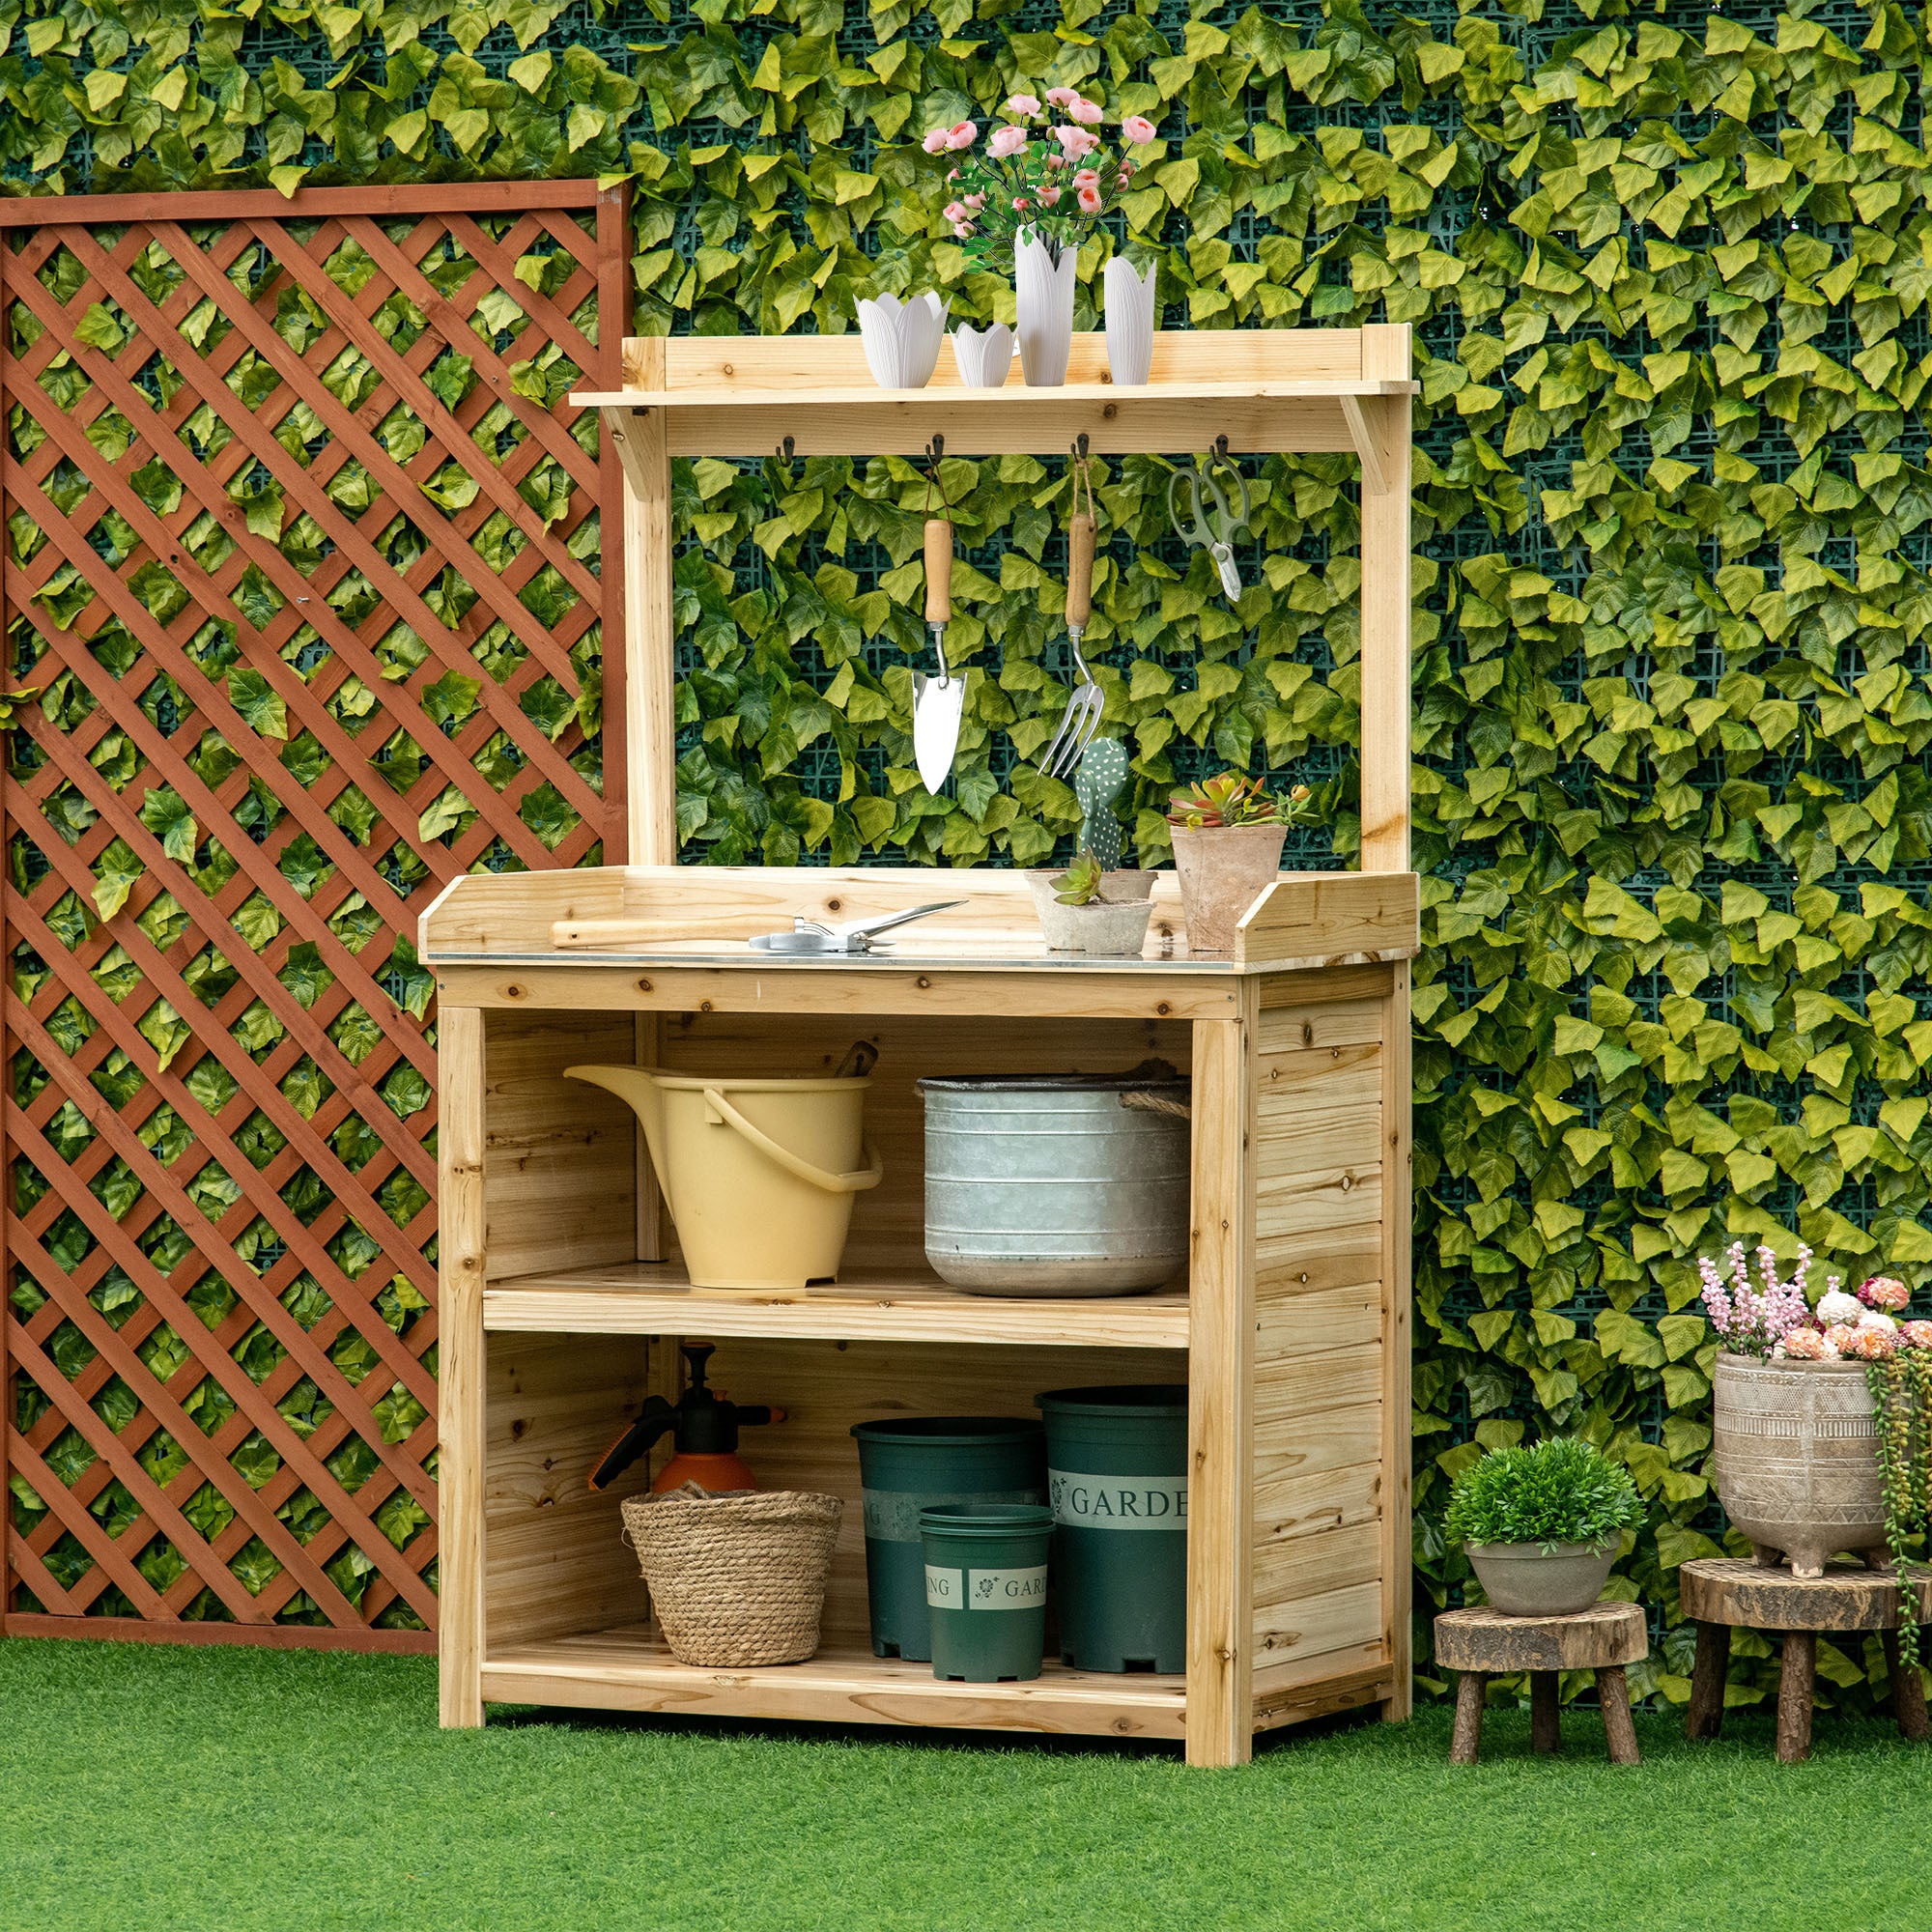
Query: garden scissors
1167 458 1250 604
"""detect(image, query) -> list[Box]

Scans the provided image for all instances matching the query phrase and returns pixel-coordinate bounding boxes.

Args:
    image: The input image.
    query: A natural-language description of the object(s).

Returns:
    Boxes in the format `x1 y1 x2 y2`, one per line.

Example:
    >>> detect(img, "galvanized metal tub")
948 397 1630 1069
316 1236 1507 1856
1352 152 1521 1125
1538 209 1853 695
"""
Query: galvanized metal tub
917 1071 1190 1297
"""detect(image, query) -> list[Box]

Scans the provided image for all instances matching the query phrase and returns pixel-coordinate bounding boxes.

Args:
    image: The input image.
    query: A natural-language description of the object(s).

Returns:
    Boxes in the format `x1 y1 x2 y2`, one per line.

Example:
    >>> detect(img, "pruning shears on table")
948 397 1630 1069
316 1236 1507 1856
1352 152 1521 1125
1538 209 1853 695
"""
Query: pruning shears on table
1167 456 1250 604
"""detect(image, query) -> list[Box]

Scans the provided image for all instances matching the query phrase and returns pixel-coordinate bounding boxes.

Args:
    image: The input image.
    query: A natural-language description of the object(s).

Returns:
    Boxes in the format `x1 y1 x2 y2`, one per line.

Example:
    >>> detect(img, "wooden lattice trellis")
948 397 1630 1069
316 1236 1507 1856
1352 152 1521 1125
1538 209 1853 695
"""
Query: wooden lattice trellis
0 183 629 1649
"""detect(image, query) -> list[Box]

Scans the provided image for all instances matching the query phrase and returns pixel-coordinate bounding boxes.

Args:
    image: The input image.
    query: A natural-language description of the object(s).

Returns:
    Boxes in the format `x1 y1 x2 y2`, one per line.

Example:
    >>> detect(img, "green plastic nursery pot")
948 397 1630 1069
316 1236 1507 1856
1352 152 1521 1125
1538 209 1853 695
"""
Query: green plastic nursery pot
850 1418 1046 1662
1036 1384 1188 1673
919 1503 1055 1683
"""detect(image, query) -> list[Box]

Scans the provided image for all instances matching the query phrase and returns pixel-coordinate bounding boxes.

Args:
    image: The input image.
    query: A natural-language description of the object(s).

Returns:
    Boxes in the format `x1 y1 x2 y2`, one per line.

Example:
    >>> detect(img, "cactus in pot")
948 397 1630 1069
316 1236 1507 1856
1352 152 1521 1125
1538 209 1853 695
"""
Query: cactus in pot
1074 739 1127 875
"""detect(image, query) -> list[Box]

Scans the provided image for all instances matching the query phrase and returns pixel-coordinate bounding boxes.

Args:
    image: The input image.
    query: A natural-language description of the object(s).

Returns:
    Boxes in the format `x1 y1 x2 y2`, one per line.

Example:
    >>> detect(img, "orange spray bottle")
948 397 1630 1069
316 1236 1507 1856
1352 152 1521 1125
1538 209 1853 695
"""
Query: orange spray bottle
587 1342 783 1494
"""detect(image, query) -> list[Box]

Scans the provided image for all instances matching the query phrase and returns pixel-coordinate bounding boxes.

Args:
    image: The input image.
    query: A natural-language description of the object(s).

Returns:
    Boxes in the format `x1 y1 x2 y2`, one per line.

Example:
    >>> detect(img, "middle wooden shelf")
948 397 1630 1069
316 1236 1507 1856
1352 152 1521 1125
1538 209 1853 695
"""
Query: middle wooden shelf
484 1261 1191 1350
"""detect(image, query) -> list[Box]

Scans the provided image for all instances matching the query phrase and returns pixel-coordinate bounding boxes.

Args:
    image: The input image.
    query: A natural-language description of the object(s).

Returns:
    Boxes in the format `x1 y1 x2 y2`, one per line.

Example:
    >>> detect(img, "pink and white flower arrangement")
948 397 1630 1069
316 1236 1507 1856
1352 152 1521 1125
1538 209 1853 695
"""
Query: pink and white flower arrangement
919 87 1159 266
1698 1236 1927 1361
1697 1240 1815 1356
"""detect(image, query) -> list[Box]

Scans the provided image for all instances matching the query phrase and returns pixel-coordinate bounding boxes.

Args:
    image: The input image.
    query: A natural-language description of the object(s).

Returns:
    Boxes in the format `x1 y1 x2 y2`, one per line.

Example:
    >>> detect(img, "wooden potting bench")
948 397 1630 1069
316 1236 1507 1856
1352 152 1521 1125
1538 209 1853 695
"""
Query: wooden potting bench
425 328 1419 1767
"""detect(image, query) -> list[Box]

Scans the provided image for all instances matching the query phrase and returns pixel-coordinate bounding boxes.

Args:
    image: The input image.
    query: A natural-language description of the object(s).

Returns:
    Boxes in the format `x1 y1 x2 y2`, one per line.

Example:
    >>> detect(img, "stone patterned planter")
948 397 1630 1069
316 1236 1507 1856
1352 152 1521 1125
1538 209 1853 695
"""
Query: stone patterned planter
1711 1352 1887 1577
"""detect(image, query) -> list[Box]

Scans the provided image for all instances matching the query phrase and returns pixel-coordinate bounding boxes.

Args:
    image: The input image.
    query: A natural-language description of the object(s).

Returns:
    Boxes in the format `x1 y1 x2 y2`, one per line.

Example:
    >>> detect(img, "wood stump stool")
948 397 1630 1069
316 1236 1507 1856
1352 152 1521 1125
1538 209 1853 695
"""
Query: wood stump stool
1681 1557 1932 1765
1435 1602 1646 1766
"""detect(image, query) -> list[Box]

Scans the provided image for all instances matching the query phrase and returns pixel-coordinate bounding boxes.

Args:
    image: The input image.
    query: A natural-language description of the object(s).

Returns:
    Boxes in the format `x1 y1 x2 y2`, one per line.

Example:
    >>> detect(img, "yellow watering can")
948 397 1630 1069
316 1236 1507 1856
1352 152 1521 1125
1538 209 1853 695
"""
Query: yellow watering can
565 1066 883 1291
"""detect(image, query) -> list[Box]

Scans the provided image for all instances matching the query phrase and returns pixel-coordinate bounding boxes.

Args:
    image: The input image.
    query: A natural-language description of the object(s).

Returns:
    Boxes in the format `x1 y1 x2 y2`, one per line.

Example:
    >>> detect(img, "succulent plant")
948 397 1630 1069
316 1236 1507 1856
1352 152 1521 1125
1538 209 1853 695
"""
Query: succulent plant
1167 771 1305 830
1053 850 1104 905
1074 737 1127 871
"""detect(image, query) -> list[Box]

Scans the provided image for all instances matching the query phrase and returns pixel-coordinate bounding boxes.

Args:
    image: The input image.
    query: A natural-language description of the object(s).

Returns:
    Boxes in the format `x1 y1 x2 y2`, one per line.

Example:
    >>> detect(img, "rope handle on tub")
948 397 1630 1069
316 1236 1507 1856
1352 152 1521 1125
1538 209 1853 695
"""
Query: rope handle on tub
1117 1091 1192 1121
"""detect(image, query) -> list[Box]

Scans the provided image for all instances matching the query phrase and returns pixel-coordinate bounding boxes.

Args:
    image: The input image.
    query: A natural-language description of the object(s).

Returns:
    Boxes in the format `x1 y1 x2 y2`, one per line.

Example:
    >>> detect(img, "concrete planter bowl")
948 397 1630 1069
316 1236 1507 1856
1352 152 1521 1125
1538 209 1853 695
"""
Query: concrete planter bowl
1024 872 1153 955
1712 1352 1887 1576
1464 1537 1620 1615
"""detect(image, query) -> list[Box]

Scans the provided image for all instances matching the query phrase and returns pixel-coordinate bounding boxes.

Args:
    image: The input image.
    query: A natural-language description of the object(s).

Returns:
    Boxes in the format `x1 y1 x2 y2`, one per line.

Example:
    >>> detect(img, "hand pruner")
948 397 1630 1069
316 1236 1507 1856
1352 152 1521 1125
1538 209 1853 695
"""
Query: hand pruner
1167 458 1250 604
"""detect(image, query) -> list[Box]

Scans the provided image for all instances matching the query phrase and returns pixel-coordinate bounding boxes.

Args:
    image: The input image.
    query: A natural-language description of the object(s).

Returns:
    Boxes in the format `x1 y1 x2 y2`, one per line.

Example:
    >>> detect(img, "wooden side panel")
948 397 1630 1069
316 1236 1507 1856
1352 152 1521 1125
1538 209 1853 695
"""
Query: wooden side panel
483 1332 654 1648
438 1007 488 1727
1185 1000 1258 1768
483 1008 639 1281
701 1338 1188 1647
1249 997 1392 1710
1254 1005 1383 1297
659 1010 1191 1277
1379 964 1414 1718
1253 1577 1384 1676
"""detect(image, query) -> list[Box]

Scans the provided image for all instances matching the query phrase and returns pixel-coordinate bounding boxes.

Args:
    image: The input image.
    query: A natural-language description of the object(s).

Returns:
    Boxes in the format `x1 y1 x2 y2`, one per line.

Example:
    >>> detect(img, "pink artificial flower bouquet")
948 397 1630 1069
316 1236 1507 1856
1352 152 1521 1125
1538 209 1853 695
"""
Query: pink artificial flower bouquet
920 87 1159 270
1697 1238 1925 1362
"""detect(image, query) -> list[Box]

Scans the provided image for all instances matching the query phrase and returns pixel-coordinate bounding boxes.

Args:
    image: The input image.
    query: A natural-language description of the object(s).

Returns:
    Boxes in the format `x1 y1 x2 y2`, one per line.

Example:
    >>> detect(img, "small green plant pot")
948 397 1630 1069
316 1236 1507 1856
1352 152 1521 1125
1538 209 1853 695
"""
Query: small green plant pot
851 1419 1045 1662
1036 1384 1189 1673
919 1503 1055 1682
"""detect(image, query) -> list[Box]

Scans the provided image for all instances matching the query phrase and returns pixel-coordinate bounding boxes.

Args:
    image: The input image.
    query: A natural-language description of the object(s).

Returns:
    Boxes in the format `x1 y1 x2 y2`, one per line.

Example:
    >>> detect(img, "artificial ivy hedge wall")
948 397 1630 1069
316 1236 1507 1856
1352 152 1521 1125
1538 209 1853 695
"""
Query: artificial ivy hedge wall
12 0 1932 1711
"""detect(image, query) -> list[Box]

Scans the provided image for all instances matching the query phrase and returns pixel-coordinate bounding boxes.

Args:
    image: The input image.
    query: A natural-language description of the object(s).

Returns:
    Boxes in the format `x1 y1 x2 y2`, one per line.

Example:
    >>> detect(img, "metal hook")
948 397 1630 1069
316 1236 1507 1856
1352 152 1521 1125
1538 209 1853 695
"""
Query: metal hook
925 434 946 464
1213 433 1230 460
1072 432 1090 461
776 435 794 464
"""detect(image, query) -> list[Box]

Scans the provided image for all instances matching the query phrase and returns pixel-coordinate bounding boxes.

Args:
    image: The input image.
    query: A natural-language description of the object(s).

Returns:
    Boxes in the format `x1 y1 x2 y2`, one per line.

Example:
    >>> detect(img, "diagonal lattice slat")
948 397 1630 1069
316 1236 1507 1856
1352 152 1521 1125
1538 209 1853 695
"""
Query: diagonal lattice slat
1 183 629 1647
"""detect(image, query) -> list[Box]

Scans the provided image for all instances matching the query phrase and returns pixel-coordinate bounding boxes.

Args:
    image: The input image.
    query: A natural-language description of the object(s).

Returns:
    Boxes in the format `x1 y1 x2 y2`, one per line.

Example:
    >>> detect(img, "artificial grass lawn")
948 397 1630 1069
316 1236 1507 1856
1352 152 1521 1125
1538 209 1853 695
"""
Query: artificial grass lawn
2 1638 1924 1931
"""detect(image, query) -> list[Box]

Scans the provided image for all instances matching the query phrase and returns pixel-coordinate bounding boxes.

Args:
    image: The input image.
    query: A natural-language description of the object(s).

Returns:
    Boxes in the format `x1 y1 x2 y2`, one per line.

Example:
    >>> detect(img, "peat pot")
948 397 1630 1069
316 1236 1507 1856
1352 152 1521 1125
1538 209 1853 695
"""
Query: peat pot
1712 1352 1887 1577
918 1071 1190 1296
1464 1538 1618 1616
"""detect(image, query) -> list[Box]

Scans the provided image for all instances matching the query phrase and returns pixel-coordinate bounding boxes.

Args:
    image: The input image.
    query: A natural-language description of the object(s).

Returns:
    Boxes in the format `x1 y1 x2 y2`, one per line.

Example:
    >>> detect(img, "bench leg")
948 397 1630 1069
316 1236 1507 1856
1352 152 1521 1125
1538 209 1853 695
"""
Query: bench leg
1686 1620 1730 1741
1598 1664 1639 1765
1530 1670 1561 1754
1776 1631 1815 1765
1451 1670 1486 1765
1884 1631 1930 1744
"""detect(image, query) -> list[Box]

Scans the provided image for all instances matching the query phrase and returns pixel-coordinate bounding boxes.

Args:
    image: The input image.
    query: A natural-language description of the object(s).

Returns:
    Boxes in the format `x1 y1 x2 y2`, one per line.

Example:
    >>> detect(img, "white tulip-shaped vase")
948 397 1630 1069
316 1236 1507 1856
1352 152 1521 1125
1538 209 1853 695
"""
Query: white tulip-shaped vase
952 321 1014 388
1103 256 1158 386
856 291 949 389
1013 232 1077 387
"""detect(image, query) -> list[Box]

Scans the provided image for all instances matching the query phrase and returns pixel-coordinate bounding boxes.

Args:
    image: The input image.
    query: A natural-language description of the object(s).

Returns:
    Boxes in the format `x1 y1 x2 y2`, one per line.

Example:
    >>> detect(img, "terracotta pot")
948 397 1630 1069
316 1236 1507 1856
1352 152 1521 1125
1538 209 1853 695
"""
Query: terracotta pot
1464 1538 1618 1615
1712 1352 1887 1577
1169 822 1287 956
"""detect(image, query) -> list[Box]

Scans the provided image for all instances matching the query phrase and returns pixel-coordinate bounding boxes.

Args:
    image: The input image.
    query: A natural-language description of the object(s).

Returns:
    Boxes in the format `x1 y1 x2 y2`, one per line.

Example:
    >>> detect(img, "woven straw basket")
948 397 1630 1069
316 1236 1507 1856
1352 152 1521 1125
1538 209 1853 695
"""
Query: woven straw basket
621 1485 844 1667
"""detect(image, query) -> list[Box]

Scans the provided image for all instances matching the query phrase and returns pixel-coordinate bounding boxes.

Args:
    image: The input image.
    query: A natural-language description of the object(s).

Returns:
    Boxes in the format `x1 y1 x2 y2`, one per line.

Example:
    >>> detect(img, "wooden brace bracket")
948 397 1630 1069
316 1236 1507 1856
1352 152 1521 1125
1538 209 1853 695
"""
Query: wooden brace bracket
1339 392 1403 496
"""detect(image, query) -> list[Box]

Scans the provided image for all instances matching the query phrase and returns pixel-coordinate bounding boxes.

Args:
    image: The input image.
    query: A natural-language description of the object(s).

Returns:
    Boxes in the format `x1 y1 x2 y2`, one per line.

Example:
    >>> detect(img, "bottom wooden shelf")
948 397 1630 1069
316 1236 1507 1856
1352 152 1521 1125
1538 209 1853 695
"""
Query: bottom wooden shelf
482 1624 1188 1741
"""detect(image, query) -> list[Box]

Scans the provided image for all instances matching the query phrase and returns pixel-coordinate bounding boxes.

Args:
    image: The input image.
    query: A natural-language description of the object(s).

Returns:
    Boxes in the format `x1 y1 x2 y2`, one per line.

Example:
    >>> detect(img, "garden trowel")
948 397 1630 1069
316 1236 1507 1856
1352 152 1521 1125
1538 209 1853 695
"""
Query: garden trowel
914 514 965 793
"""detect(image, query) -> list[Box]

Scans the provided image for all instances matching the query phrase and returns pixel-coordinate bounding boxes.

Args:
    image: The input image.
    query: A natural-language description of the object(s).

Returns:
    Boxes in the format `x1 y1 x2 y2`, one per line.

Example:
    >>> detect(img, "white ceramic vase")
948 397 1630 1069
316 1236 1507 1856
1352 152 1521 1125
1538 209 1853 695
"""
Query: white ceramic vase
1013 231 1076 387
1103 256 1157 385
952 321 1013 388
856 291 948 389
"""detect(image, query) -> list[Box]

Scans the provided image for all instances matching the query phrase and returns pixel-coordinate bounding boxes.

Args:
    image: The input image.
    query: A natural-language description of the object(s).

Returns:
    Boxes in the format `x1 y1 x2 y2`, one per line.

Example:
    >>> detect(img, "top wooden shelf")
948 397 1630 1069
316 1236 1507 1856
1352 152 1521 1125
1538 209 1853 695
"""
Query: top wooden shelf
573 327 1414 464
571 378 1418 410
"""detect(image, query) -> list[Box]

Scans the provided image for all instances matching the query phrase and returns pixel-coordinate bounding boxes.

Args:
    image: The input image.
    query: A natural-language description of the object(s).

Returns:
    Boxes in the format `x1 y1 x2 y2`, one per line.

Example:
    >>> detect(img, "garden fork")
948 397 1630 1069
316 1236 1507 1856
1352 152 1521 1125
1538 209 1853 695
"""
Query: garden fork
1041 453 1103 781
